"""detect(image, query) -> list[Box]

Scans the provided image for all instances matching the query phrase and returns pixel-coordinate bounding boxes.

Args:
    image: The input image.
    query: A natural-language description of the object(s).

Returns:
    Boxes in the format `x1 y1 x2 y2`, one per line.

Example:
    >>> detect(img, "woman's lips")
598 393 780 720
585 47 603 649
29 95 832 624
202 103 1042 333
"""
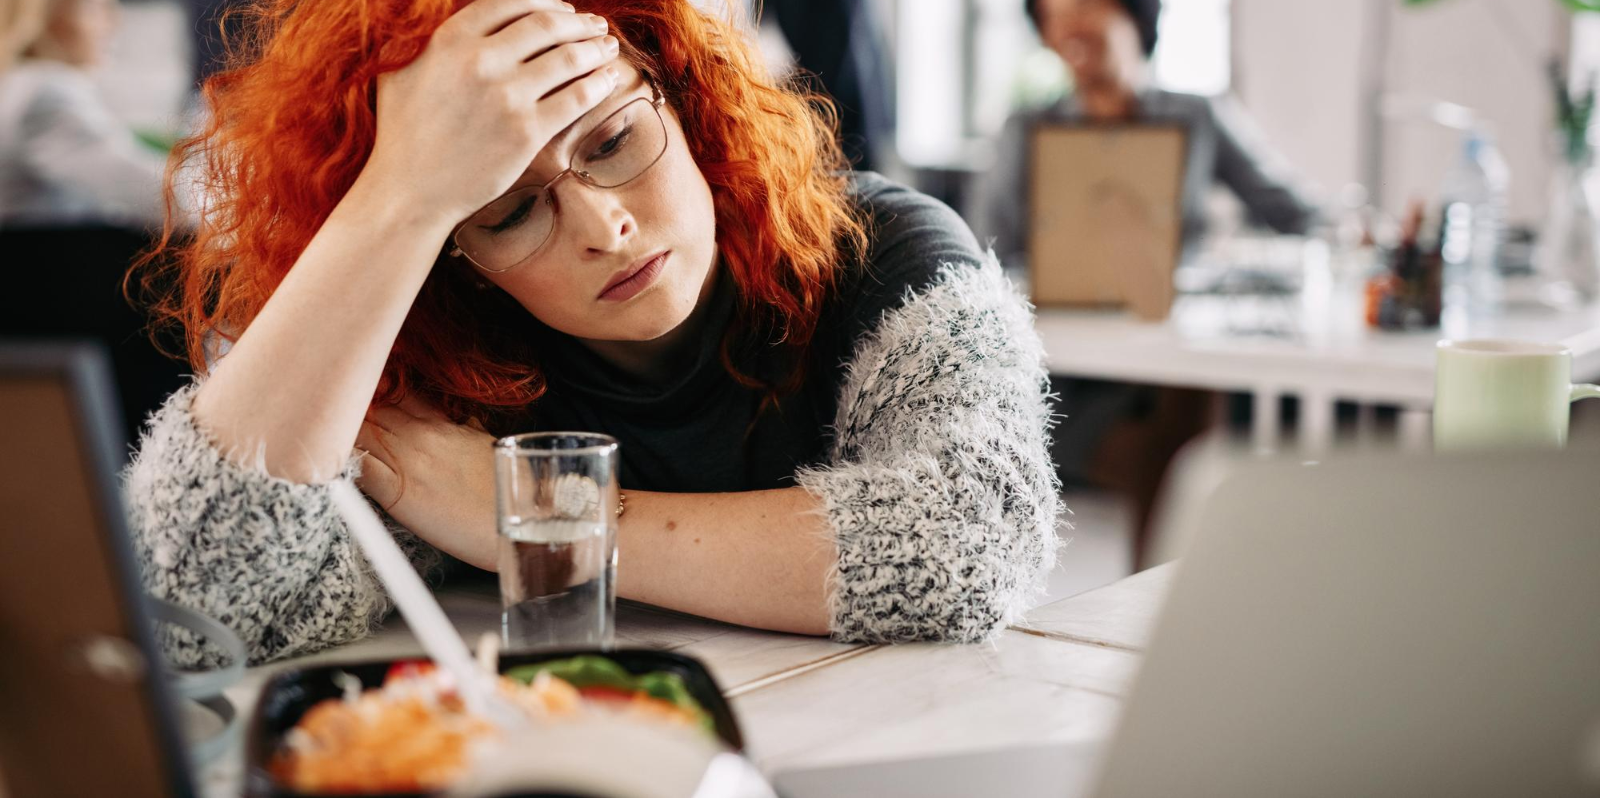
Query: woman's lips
598 251 669 302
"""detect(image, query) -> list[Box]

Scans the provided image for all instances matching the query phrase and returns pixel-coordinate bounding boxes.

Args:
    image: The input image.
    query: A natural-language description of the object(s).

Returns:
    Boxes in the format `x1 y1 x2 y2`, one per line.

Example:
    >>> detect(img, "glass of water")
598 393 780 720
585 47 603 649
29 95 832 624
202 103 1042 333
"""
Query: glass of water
494 432 619 652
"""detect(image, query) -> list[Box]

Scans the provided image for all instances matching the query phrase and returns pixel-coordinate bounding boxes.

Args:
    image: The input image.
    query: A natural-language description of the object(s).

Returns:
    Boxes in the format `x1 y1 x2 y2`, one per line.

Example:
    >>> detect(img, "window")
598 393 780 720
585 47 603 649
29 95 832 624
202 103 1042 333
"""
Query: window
1152 0 1232 97
893 0 1232 168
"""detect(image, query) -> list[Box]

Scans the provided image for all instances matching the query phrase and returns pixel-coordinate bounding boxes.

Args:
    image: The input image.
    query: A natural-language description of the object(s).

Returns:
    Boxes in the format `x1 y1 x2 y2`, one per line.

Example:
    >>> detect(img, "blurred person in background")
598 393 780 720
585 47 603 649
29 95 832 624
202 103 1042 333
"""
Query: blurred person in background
1 0 46 73
974 0 1320 568
0 0 174 230
0 0 193 442
977 0 1318 267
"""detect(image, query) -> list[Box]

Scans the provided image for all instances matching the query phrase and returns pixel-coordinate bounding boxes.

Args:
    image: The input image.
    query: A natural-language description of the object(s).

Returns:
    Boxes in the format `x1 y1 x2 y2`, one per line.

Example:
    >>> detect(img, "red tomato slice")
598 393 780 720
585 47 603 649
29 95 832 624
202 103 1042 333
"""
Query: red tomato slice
577 685 640 706
384 660 437 684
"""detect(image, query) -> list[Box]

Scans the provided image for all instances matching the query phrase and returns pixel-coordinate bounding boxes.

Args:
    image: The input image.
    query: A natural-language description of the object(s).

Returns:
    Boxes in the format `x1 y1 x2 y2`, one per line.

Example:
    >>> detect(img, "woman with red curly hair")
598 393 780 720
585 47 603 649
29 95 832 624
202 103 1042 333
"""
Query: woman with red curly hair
125 0 1060 665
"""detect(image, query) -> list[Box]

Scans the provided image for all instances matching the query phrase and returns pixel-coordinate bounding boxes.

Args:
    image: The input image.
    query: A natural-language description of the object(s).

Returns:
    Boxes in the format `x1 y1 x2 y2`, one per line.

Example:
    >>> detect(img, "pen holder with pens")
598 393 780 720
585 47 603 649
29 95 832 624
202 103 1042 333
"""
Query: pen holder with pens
1365 244 1442 330
1366 201 1443 331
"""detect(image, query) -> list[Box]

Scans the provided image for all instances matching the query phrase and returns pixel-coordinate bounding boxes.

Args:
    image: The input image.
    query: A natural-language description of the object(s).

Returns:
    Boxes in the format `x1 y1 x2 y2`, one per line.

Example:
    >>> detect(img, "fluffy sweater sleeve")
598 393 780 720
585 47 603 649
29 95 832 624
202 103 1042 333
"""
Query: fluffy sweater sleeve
122 383 439 667
799 257 1061 643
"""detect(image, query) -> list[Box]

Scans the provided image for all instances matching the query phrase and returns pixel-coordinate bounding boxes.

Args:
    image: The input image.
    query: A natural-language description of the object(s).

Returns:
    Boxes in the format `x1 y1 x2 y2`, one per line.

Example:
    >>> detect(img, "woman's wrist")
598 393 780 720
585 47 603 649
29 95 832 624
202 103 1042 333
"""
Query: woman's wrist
342 165 462 245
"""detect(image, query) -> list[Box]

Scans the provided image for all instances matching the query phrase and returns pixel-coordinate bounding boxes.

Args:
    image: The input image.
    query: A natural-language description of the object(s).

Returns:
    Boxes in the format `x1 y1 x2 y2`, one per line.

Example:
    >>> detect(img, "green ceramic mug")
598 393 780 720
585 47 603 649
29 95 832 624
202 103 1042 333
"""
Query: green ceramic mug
1434 339 1600 451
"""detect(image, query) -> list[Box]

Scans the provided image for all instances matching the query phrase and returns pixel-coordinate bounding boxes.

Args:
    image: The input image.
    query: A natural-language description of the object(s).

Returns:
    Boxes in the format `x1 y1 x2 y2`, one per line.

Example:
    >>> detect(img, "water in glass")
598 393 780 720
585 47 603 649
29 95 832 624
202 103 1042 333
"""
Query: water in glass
499 515 616 650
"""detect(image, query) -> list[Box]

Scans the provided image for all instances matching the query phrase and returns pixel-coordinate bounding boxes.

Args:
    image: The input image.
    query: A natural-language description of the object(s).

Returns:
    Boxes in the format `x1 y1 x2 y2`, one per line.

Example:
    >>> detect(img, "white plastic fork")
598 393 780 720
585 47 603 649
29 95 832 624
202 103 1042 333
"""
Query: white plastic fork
328 481 525 730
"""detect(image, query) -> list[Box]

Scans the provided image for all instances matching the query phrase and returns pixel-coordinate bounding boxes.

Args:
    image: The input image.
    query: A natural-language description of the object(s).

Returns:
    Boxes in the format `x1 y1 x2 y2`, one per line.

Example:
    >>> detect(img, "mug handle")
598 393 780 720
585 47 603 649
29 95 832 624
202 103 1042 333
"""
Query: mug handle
1573 384 1600 403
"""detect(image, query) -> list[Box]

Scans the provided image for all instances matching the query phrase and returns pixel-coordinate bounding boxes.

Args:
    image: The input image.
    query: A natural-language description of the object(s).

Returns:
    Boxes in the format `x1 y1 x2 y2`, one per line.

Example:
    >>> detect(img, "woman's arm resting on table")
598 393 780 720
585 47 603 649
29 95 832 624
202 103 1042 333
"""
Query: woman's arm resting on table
358 258 1059 644
578 259 1060 642
617 488 834 636
351 403 837 636
625 254 1066 644
797 257 1062 643
124 384 441 668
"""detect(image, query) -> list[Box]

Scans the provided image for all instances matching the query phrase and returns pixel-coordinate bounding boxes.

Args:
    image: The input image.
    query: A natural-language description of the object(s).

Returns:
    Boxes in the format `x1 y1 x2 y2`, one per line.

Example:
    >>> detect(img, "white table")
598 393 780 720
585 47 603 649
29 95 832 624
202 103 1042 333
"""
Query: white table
1035 291 1600 452
201 565 1176 794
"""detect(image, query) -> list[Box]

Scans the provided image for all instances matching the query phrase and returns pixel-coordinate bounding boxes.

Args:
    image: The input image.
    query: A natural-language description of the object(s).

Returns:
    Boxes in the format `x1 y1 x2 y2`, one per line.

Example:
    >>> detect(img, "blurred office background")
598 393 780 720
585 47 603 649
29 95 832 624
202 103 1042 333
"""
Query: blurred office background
95 0 1600 219
803 0 1590 233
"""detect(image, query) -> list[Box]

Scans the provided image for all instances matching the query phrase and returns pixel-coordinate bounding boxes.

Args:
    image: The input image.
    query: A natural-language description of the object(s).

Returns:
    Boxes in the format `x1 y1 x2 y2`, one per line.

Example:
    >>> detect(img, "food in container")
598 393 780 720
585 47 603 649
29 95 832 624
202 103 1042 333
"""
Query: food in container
247 650 742 798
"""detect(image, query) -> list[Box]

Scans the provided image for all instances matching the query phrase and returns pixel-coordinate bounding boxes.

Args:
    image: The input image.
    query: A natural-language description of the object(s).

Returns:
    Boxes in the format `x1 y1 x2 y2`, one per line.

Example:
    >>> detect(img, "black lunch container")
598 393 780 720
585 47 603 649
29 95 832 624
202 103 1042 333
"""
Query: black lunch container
244 648 745 798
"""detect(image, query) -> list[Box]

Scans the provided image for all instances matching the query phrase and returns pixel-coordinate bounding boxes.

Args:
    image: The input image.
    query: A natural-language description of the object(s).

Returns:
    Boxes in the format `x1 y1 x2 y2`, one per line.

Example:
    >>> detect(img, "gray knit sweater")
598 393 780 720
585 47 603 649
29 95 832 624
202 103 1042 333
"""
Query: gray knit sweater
123 257 1060 667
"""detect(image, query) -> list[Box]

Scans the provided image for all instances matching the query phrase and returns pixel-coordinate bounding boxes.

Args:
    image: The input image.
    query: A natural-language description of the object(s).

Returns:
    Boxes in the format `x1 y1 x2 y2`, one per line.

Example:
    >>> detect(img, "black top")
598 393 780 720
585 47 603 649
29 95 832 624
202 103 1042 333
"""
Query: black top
501 172 984 493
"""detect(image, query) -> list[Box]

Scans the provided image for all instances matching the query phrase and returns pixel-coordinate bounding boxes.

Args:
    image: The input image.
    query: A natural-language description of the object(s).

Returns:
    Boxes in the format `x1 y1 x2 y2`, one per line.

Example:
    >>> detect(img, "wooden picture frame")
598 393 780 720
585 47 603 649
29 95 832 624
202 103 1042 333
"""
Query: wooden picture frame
1026 123 1188 320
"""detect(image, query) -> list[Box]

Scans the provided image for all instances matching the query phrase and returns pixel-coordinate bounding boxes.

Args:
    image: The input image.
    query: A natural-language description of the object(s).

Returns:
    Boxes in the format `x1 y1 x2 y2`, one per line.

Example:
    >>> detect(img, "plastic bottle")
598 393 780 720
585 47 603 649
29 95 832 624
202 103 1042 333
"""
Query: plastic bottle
1437 130 1510 317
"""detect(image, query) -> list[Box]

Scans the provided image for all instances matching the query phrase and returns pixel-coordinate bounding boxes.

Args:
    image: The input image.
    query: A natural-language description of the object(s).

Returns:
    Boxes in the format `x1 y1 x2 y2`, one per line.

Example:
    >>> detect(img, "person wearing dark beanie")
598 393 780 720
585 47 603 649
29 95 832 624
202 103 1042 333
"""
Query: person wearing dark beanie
1025 0 1161 57
973 0 1322 568
1026 0 1162 120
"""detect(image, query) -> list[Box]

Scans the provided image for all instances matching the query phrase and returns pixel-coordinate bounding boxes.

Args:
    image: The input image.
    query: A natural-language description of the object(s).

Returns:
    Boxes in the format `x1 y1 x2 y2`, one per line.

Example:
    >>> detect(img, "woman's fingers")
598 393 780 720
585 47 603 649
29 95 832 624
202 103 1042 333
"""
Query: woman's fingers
354 451 401 509
354 423 403 510
520 36 620 102
393 393 445 421
365 405 415 435
486 9 608 67
448 0 573 39
362 0 617 231
533 65 621 133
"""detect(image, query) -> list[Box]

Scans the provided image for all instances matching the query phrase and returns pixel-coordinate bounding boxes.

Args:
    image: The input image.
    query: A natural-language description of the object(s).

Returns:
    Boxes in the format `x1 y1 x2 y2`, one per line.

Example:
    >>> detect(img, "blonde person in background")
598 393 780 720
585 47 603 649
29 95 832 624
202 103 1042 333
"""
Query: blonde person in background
0 0 175 229
1 0 47 73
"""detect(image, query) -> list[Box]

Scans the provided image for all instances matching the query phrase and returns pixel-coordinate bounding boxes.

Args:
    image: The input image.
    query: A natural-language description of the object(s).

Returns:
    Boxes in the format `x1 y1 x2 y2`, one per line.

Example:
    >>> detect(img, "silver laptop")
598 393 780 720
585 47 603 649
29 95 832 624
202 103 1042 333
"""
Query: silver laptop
775 447 1600 798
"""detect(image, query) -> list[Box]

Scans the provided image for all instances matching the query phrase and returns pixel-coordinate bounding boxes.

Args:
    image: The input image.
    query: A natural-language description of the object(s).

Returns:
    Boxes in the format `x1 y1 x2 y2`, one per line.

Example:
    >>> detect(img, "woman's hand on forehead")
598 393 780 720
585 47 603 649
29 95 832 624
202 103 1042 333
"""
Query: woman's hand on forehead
356 0 623 229
544 72 646 157
497 69 650 198
447 0 580 38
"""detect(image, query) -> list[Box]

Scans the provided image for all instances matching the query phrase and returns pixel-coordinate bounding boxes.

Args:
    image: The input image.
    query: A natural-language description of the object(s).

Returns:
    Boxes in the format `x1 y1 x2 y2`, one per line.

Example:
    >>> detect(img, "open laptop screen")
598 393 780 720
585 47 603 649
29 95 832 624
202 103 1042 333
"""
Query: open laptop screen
0 342 194 797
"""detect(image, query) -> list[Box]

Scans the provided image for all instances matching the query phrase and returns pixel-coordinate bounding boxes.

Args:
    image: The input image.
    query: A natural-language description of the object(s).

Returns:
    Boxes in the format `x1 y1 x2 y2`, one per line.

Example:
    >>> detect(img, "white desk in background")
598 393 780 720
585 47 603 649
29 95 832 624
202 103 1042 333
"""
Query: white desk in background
1033 274 1600 452
199 566 1176 795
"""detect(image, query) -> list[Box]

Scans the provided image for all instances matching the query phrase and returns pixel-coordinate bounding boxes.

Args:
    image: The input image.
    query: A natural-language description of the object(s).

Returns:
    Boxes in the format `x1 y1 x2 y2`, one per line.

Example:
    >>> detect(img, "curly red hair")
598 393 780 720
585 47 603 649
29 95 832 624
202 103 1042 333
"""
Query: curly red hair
136 0 867 425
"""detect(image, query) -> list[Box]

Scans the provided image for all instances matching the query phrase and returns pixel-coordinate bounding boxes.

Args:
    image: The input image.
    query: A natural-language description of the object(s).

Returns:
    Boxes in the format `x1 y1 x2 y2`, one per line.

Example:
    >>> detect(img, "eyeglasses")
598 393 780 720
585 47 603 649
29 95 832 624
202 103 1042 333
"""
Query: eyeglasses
450 84 668 273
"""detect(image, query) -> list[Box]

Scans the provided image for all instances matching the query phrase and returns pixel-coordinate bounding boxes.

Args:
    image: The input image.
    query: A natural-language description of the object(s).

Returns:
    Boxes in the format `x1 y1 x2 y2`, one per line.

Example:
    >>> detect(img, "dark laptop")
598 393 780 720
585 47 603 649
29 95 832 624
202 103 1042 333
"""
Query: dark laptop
0 341 197 797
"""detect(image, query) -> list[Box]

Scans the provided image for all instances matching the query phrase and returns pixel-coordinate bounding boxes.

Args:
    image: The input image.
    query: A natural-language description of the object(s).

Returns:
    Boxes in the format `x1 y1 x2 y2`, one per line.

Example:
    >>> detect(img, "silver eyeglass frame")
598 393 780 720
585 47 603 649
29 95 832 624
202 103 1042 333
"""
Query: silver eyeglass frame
448 80 668 274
